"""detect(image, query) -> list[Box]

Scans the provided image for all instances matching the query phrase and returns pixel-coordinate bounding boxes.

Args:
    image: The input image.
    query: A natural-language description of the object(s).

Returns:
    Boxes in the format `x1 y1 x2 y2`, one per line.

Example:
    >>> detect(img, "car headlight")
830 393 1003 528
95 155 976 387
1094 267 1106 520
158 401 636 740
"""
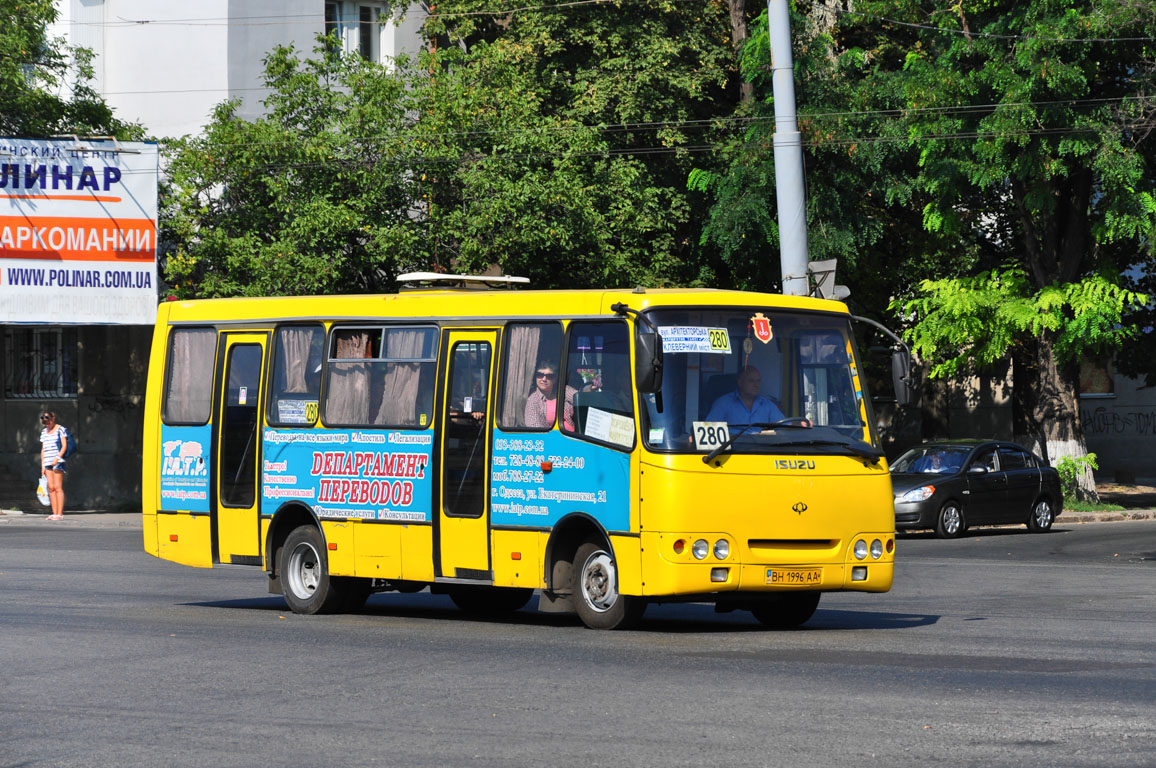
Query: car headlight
713 539 730 560
692 539 709 560
900 485 935 503
870 539 883 559
854 540 868 560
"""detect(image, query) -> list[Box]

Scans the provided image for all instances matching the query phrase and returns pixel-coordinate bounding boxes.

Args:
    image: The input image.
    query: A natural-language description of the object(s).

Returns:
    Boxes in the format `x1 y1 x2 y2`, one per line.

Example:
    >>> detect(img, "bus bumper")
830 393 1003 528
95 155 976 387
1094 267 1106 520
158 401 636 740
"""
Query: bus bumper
639 531 893 596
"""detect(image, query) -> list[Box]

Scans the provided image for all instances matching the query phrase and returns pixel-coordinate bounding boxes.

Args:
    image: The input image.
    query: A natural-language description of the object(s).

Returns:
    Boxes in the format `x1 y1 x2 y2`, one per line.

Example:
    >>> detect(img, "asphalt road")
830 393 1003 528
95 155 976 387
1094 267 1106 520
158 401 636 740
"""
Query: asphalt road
1 519 1154 767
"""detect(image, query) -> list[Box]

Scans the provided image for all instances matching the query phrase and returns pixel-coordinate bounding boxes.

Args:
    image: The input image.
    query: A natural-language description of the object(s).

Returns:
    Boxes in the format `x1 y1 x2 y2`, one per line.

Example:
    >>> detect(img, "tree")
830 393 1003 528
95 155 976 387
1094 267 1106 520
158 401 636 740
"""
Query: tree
868 0 1156 499
163 42 428 297
418 0 737 288
0 0 136 138
165 0 743 295
696 1 1156 498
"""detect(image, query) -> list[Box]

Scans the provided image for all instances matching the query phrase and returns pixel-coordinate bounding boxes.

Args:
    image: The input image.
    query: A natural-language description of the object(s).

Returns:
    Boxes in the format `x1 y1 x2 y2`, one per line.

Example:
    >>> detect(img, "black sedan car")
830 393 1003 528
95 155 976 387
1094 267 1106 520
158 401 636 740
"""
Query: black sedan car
890 440 1063 538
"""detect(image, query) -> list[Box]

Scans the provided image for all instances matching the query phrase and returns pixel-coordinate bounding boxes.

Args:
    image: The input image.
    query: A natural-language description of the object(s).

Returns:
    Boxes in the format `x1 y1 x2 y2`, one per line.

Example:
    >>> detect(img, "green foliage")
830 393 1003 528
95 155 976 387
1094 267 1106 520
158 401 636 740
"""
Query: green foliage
164 0 739 296
162 42 425 298
0 0 138 138
895 268 1147 379
1057 453 1098 501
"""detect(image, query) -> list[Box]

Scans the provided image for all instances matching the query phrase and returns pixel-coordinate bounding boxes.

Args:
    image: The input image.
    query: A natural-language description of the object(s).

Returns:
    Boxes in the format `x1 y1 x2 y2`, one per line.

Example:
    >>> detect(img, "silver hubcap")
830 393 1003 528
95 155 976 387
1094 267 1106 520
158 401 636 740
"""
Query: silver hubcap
1034 501 1052 528
286 541 321 600
580 550 618 613
943 506 961 535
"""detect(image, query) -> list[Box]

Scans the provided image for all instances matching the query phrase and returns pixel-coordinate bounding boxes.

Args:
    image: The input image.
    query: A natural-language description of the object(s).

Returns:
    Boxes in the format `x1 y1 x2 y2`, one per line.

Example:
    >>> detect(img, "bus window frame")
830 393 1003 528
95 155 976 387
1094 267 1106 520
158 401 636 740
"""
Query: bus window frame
495 320 566 433
320 322 440 429
265 322 326 428
161 326 219 427
560 318 637 453
636 305 876 454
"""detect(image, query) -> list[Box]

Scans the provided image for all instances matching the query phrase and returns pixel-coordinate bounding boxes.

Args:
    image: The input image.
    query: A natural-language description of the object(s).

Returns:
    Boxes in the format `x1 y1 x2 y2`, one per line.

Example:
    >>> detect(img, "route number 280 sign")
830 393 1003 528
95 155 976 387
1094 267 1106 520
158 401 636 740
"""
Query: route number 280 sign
692 421 731 451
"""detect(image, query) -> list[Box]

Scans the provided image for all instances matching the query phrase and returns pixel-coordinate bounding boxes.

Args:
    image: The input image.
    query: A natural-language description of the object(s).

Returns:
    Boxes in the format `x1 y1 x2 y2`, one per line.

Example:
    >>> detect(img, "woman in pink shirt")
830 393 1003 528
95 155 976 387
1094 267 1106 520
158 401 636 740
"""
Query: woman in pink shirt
523 360 575 430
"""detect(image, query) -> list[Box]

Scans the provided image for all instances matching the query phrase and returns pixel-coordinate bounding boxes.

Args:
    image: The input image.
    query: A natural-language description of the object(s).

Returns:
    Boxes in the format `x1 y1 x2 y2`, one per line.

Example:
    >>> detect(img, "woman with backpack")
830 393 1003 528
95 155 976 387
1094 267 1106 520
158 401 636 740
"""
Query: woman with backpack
39 411 68 520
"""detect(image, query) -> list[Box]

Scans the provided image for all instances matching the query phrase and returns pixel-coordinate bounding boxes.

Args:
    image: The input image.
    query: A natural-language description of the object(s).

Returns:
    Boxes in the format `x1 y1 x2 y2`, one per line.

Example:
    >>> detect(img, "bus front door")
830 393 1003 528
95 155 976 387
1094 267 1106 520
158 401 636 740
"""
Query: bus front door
213 333 267 565
437 330 497 579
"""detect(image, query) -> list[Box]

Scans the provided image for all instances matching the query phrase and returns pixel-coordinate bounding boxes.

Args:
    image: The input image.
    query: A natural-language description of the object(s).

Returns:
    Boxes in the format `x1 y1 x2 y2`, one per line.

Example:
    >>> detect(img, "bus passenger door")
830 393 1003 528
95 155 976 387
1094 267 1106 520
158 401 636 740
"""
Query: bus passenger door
437 330 497 579
214 333 267 565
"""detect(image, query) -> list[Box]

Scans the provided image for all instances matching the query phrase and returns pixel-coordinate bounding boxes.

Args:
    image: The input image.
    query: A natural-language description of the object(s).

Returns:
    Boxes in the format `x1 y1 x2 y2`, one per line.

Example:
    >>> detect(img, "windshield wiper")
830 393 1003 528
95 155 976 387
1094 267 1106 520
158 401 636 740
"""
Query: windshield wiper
771 438 883 464
702 418 812 465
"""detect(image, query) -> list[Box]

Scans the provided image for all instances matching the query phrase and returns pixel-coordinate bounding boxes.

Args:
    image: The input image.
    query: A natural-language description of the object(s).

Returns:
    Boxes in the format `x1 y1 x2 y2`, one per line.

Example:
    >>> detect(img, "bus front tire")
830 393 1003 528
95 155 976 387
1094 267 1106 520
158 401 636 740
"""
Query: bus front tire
750 591 821 629
572 539 644 630
280 526 345 615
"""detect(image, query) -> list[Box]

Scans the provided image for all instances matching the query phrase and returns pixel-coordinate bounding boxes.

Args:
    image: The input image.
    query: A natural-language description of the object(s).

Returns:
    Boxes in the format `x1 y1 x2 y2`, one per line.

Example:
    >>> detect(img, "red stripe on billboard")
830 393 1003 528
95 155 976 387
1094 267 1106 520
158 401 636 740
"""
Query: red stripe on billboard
0 216 155 262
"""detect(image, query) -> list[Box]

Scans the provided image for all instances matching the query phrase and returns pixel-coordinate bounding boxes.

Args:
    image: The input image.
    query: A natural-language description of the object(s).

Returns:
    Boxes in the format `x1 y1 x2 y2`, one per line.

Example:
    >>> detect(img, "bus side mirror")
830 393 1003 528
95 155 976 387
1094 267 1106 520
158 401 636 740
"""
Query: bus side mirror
892 348 917 407
635 330 663 394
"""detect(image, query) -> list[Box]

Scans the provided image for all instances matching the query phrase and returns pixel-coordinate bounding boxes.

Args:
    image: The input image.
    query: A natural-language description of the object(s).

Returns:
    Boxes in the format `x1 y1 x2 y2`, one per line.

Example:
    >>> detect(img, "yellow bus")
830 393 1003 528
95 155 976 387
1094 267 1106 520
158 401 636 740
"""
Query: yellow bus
142 275 901 629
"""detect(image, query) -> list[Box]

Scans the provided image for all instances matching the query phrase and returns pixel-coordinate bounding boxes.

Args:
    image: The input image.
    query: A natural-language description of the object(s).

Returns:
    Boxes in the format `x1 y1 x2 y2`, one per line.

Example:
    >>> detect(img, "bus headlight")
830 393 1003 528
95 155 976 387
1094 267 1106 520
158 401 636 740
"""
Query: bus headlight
853 540 868 560
692 539 709 560
870 539 883 559
713 539 730 560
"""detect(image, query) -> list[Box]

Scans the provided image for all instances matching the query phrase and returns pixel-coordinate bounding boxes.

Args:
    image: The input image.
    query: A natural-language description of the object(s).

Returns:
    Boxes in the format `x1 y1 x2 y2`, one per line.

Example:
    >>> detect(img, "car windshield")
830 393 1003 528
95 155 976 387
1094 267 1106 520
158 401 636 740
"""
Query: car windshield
640 308 878 456
891 445 972 474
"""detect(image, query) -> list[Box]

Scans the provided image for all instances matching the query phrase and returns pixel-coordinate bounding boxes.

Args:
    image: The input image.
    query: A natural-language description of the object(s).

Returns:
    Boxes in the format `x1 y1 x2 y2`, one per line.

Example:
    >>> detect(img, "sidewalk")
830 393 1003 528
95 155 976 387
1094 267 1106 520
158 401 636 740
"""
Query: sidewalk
0 508 143 528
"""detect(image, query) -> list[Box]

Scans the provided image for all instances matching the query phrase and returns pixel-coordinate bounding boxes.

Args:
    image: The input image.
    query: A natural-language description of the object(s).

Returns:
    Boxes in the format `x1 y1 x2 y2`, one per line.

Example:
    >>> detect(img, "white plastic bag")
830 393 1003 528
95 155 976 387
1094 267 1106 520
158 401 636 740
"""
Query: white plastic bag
36 476 50 506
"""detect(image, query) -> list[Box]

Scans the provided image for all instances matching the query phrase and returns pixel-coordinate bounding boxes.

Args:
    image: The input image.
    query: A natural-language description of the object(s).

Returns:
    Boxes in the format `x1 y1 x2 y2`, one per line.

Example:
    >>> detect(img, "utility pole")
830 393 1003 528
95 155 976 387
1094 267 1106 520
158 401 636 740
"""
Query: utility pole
768 0 809 296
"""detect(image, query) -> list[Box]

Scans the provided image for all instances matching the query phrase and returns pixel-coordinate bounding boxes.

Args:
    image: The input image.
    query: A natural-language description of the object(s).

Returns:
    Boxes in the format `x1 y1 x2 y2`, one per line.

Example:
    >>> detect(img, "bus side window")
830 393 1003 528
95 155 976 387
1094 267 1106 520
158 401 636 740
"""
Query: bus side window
563 321 635 449
268 324 324 426
497 322 564 431
162 328 217 425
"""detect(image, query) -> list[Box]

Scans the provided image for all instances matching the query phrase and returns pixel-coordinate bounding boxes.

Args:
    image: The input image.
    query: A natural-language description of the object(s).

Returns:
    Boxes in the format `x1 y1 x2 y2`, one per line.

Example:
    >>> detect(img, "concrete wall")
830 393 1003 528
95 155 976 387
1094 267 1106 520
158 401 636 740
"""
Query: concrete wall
1 325 152 512
1081 376 1156 485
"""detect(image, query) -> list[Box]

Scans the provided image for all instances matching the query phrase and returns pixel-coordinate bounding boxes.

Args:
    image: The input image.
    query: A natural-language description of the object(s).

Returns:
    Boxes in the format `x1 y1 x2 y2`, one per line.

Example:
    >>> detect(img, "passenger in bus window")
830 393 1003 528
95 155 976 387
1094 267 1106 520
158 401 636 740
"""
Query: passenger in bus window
524 360 575 430
706 365 785 428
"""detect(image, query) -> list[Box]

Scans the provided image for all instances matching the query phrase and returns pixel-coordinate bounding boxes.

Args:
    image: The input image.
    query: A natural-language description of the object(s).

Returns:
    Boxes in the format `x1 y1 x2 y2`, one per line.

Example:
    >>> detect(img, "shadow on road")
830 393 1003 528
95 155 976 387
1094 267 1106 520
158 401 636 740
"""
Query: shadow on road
184 592 940 633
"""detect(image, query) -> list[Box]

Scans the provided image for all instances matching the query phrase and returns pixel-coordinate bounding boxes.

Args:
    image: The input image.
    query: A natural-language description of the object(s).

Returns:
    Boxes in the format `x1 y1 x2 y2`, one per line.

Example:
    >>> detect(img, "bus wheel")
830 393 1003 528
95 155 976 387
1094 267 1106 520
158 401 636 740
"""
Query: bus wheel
572 539 644 630
280 526 345 615
448 586 533 617
750 592 820 629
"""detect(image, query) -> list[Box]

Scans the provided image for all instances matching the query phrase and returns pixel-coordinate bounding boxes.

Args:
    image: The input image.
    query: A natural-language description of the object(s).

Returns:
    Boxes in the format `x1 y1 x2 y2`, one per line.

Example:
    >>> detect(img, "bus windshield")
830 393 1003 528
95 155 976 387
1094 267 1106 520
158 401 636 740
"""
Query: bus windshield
641 308 877 456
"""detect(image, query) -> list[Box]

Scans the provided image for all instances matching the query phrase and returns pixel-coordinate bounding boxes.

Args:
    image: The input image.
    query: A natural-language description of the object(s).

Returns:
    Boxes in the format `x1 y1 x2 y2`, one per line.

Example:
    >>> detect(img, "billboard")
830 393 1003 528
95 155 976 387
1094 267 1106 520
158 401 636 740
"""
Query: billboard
0 138 159 324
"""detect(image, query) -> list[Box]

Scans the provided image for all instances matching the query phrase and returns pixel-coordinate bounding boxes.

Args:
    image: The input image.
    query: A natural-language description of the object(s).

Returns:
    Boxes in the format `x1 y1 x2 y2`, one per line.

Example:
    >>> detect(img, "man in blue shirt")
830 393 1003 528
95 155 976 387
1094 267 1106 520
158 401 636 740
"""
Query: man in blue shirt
706 366 785 428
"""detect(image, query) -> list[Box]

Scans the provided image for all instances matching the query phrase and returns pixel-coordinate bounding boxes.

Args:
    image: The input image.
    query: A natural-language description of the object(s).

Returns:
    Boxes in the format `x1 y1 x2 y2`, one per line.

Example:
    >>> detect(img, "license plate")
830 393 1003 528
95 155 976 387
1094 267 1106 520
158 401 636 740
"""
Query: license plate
767 568 821 586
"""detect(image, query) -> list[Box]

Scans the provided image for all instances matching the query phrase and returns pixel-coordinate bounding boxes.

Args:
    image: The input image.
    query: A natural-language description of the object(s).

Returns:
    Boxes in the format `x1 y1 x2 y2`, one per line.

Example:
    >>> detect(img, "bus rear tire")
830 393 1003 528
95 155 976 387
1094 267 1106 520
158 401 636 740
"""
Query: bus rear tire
448 586 533 617
280 526 345 615
572 539 644 630
750 591 821 629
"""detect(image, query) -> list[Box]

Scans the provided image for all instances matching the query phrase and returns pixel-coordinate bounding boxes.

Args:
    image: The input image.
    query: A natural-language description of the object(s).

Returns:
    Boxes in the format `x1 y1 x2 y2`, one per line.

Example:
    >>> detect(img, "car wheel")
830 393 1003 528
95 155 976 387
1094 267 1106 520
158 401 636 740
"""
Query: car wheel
1027 498 1054 533
750 592 821 629
572 539 645 630
936 501 966 539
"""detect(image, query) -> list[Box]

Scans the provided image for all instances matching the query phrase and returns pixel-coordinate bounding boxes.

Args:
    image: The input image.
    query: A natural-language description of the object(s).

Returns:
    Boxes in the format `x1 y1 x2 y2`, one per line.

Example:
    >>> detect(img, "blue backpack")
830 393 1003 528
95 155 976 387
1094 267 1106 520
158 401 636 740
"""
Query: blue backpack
58 426 77 459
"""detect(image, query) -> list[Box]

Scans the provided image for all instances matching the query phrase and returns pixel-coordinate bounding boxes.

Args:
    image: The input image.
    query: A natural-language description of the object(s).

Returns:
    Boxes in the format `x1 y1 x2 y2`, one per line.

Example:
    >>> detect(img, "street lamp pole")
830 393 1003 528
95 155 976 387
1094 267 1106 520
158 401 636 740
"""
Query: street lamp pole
768 0 809 296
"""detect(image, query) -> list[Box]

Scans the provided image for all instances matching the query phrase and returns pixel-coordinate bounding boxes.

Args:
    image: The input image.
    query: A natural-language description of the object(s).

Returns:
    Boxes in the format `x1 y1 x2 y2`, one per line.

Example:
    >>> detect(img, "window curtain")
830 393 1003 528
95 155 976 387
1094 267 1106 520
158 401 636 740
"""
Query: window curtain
499 325 541 428
279 327 316 393
326 331 370 424
374 330 426 426
165 330 217 422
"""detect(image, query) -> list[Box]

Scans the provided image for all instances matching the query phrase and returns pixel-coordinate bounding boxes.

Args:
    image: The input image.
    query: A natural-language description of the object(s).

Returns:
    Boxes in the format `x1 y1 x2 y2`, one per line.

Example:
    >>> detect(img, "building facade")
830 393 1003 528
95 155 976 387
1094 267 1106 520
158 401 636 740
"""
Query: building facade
52 0 426 138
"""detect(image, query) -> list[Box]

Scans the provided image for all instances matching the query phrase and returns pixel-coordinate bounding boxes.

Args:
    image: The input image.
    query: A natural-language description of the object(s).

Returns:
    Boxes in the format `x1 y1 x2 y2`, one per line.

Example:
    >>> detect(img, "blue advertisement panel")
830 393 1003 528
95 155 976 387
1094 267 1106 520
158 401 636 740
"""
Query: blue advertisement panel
159 424 212 512
490 430 631 532
261 428 434 522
